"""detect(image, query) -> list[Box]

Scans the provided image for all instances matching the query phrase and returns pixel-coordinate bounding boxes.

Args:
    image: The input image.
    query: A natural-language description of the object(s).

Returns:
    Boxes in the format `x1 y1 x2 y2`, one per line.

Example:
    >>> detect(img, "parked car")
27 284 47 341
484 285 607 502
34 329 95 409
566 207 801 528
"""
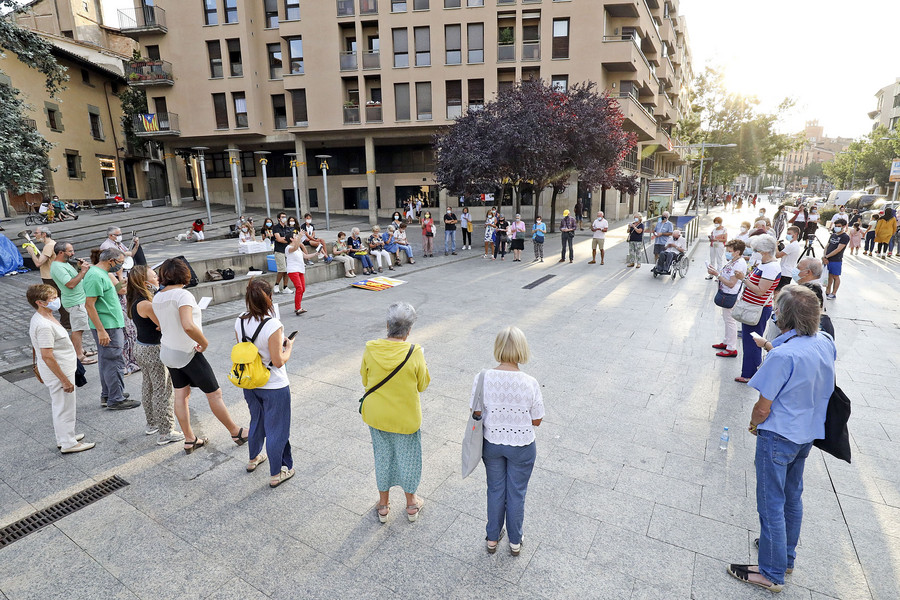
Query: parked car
860 200 899 227
825 190 860 210
845 193 885 214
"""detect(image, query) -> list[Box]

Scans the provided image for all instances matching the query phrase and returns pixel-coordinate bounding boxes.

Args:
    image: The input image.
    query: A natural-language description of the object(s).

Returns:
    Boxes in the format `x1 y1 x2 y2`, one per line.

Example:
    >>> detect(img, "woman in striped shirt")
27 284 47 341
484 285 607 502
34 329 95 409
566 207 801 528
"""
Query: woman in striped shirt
736 234 781 383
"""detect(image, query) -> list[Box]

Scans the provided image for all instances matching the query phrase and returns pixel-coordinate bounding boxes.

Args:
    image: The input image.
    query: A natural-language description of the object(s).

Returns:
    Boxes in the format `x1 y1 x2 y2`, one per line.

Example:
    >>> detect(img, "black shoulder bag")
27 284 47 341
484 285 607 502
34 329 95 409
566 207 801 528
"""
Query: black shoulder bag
359 344 415 414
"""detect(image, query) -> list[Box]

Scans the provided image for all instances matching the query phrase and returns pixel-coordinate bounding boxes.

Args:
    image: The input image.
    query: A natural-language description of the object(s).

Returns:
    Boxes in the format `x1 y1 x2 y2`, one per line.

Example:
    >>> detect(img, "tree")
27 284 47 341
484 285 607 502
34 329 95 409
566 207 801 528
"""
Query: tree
824 126 900 190
119 51 150 155
434 80 637 231
0 0 68 194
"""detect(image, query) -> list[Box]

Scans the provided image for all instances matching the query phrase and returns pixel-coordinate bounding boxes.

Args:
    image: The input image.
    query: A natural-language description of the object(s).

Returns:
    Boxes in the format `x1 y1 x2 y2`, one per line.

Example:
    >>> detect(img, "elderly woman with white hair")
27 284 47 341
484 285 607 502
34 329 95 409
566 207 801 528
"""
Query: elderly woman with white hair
360 302 431 524
736 234 781 383
347 227 376 275
367 225 393 273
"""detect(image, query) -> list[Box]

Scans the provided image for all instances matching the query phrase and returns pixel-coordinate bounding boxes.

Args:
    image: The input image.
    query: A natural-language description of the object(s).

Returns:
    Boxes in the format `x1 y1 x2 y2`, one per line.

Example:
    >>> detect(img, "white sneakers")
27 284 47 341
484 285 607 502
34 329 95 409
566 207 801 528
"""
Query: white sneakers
157 430 185 446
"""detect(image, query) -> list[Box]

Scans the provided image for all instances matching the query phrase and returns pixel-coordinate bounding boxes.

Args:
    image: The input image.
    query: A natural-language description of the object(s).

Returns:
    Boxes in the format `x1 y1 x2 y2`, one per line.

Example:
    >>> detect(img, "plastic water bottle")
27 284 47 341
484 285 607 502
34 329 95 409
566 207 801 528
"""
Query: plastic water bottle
719 427 730 451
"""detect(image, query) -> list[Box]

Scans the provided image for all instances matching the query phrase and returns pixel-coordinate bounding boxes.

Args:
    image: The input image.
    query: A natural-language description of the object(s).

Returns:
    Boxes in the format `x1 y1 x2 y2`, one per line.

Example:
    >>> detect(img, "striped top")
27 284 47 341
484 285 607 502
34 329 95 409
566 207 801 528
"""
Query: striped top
740 261 780 307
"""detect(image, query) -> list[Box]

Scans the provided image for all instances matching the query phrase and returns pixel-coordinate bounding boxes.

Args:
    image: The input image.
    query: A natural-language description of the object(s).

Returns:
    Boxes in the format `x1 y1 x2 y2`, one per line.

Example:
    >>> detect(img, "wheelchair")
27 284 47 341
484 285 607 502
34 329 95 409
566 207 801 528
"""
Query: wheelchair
651 250 689 279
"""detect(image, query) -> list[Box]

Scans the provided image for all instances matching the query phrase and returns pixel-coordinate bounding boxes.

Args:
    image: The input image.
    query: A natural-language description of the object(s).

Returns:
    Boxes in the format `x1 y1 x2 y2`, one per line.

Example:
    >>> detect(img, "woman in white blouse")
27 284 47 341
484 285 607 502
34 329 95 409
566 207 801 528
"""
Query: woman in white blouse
470 326 544 556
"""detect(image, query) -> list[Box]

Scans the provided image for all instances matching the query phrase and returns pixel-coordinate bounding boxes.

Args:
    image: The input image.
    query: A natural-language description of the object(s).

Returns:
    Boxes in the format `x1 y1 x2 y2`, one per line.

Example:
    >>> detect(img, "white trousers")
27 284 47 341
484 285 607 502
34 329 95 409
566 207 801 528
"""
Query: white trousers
370 249 390 268
45 368 77 449
722 307 738 351
709 242 725 271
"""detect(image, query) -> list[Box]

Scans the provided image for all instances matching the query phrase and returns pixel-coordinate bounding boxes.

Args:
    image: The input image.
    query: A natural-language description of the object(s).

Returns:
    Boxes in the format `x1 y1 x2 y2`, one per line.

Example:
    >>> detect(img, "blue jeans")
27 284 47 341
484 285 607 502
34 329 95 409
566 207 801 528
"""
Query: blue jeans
353 254 374 270
755 429 812 585
740 306 773 378
243 386 293 477
92 327 126 405
483 439 536 545
444 230 456 253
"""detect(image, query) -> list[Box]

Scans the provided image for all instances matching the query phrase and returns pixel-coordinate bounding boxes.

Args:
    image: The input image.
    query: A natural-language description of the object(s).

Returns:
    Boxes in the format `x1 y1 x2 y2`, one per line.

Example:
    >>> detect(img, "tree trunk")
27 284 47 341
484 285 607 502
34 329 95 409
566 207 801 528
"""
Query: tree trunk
513 186 521 215
549 187 559 233
533 187 542 223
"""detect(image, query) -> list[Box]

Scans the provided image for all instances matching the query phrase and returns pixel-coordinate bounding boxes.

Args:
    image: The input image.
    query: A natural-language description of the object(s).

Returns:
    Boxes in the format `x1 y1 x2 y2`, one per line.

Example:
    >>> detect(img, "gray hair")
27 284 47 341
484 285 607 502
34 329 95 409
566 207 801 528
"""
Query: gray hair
98 248 124 263
388 225 395 232
106 226 120 236
672 228 682 236
351 227 360 236
386 302 417 339
34 225 52 237
774 284 821 336
751 234 777 255
798 257 822 279
53 240 72 255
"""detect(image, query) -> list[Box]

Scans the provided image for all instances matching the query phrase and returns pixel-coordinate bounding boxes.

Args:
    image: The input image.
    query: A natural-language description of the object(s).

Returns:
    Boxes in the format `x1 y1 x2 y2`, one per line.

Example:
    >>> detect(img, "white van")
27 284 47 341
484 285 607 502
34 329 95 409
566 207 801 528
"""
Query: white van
825 190 859 209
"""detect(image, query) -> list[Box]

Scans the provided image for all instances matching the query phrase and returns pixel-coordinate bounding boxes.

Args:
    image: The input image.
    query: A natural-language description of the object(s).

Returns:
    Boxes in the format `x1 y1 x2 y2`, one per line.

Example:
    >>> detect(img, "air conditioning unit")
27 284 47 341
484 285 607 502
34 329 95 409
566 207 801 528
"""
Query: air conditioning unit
141 159 150 172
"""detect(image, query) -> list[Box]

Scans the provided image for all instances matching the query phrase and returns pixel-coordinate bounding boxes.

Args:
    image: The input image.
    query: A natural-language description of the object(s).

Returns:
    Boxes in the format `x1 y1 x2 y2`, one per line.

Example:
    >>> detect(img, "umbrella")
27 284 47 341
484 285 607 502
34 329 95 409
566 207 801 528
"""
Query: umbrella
763 186 784 191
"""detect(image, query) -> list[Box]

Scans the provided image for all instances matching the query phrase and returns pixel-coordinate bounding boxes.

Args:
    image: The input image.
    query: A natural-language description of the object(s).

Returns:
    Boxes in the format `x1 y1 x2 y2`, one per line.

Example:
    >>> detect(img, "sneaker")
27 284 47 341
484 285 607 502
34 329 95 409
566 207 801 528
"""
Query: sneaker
325 256 334 263
61 441 95 454
107 399 141 411
626 263 635 268
145 426 159 436
157 430 185 445
272 285 280 293
282 287 293 294
510 536 524 556
826 294 836 300
100 392 129 408
452 252 457 255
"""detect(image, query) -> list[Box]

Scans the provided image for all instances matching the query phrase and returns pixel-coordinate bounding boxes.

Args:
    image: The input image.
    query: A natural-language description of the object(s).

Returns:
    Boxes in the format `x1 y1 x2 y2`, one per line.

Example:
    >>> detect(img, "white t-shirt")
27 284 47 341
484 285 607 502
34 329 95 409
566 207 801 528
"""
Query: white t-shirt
719 257 747 294
233 314 288 390
29 313 77 379
592 218 608 239
664 236 687 253
831 212 848 224
286 245 306 274
470 369 545 447
779 240 801 277
153 287 201 368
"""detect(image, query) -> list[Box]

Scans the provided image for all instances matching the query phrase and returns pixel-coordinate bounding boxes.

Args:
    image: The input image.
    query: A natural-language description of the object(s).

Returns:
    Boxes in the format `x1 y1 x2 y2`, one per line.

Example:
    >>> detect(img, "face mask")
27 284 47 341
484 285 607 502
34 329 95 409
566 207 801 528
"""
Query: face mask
634 218 640 223
724 251 733 261
109 261 124 273
46 298 61 311
791 267 801 280
280 218 286 224
834 226 842 233
743 249 752 257
662 216 668 221
536 220 542 224
305 219 311 224
785 234 793 242
740 227 748 233
241 227 248 232
115 235 123 243
288 222 296 228
265 221 272 227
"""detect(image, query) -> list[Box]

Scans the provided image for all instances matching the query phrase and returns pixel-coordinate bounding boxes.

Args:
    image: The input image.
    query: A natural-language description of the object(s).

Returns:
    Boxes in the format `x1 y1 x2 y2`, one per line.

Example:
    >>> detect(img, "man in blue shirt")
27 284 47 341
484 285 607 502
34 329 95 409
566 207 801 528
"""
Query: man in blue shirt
651 211 674 260
727 284 836 593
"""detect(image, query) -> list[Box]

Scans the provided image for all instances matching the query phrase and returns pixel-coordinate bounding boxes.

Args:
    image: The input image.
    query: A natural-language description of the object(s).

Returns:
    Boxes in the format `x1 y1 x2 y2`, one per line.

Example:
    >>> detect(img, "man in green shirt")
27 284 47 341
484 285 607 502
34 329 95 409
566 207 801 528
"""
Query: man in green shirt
50 242 96 365
83 248 139 410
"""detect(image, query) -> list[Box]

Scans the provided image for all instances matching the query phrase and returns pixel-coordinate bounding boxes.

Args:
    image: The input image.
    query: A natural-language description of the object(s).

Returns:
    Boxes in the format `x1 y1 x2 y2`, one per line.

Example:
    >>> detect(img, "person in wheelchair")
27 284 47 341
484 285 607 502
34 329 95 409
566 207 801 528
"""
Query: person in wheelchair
652 229 687 274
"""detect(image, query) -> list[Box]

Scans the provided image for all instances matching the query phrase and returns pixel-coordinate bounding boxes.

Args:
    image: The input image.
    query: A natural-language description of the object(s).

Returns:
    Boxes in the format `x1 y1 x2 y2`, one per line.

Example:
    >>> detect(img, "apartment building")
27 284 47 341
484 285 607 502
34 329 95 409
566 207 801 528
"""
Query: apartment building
869 78 900 133
121 0 694 221
774 120 851 192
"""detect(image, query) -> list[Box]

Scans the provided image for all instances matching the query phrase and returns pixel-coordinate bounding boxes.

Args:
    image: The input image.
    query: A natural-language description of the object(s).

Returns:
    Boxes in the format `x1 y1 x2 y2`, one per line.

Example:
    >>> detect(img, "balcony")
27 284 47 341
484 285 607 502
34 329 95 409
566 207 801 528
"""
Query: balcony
117 6 166 35
360 0 378 14
605 0 639 18
133 112 180 137
343 105 361 124
616 93 655 141
656 56 673 88
498 44 515 62
660 17 675 44
337 0 355 16
362 51 380 69
654 91 674 121
125 60 173 86
340 51 358 71
365 104 383 123
601 36 652 85
521 41 540 61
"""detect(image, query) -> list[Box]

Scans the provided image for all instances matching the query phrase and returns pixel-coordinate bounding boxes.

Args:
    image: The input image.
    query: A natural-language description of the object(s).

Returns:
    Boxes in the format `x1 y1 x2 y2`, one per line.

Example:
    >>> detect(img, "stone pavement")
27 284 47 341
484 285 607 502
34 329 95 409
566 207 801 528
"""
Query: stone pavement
1 203 899 599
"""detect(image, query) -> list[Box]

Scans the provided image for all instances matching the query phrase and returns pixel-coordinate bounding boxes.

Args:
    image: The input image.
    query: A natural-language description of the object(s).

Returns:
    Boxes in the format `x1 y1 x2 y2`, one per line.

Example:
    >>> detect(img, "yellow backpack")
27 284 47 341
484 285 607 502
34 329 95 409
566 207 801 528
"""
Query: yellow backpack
228 317 272 389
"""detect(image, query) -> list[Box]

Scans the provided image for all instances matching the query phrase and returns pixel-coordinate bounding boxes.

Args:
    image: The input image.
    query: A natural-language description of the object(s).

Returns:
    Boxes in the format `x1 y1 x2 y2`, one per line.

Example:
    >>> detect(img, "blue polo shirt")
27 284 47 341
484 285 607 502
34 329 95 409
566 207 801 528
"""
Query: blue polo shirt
749 329 836 444
655 220 674 246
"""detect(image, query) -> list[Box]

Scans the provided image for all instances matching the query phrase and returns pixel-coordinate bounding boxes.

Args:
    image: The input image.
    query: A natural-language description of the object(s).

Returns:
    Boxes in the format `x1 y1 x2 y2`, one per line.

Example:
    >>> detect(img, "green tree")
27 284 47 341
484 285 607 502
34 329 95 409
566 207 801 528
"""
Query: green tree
823 127 900 189
119 52 150 155
0 0 68 194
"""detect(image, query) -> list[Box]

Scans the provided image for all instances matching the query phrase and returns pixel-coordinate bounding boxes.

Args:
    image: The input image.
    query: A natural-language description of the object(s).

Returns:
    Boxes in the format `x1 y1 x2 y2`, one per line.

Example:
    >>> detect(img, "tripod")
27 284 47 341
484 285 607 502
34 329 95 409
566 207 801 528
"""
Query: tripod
801 232 825 258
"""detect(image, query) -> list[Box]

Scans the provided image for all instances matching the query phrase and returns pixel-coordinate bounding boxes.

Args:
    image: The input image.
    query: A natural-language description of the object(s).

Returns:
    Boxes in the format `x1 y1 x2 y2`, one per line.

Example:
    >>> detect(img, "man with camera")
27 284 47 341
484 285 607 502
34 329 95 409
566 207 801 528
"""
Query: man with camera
100 226 144 267
50 242 96 365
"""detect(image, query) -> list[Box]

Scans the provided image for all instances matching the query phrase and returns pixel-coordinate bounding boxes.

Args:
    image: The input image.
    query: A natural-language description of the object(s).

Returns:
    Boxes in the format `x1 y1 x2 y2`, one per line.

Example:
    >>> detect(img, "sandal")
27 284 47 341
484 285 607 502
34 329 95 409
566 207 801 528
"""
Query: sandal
183 436 208 455
232 427 248 446
727 564 783 592
269 466 295 488
246 454 268 472
376 503 390 524
486 529 505 554
79 355 98 365
406 496 424 522
83 350 97 357
734 377 751 383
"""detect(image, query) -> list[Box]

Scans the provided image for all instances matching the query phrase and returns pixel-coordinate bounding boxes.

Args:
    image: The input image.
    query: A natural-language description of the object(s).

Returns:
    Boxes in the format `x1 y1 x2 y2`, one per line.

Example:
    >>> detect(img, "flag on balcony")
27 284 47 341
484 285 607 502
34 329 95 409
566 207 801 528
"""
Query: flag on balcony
139 114 160 132
667 138 674 152
640 144 659 159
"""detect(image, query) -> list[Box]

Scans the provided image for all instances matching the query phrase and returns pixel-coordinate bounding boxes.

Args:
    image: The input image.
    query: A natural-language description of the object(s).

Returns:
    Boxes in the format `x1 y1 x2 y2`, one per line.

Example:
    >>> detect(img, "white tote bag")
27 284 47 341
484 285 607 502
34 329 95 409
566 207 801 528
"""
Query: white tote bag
461 370 487 479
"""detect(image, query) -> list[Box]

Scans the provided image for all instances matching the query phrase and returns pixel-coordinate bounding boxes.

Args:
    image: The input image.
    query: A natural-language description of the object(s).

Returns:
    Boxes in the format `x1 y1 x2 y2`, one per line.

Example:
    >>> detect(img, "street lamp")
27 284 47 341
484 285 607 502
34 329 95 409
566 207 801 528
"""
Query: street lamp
254 151 272 219
284 152 302 224
224 148 242 215
315 154 332 231
191 146 213 225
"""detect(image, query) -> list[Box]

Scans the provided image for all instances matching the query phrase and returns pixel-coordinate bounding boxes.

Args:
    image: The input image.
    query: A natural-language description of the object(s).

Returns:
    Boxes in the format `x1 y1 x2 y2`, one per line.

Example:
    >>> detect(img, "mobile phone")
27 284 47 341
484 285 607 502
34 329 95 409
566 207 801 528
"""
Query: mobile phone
750 332 764 341
287 331 298 340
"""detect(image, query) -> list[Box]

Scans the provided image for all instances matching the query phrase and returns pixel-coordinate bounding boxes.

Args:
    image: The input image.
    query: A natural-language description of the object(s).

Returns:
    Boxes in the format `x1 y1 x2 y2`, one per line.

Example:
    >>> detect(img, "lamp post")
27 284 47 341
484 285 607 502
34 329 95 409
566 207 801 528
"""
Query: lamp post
224 148 242 215
191 146 213 224
315 154 332 231
284 152 302 224
254 151 272 219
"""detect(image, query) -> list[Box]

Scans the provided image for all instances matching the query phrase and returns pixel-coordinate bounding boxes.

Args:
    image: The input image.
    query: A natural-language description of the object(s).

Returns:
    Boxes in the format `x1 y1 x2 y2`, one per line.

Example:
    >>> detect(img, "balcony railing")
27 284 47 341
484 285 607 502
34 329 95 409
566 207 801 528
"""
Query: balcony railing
360 0 378 14
365 104 383 123
125 60 174 86
337 0 355 16
497 44 515 62
133 112 180 136
343 106 361 124
447 102 462 120
118 6 167 34
340 51 358 71
521 41 540 61
362 51 380 69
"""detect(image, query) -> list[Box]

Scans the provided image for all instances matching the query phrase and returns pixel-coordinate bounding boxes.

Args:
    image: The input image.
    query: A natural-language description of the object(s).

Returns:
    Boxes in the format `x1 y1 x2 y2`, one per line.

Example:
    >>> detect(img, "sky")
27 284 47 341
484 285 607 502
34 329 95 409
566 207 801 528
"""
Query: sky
678 0 896 140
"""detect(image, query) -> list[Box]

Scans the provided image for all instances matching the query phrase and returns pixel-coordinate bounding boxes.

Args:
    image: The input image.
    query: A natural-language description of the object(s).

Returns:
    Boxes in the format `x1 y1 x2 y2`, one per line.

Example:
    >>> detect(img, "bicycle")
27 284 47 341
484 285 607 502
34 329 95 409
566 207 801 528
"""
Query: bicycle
23 202 51 226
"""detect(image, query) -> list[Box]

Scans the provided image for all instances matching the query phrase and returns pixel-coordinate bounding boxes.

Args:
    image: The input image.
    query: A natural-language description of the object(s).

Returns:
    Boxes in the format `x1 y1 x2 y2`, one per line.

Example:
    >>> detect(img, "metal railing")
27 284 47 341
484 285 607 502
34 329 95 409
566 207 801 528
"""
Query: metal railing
117 6 167 32
447 102 462 120
340 51 358 71
498 44 515 62
365 105 383 122
125 60 173 84
521 41 540 61
132 112 179 135
362 51 380 69
343 106 361 124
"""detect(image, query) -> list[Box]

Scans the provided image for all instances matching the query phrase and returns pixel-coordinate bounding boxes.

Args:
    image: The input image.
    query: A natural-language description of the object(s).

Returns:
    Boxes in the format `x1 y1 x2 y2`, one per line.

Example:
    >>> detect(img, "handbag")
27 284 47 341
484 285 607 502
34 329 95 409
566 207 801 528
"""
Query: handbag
714 289 738 309
205 269 223 282
32 348 43 384
358 344 415 414
813 384 852 463
75 359 87 387
461 370 487 478
220 268 235 280
730 279 764 325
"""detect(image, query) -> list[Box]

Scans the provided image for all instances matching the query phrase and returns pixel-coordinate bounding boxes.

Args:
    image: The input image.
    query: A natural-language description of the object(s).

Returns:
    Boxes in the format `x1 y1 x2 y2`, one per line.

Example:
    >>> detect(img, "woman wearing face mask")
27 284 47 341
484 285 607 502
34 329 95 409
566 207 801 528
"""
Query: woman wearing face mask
532 216 546 262
392 212 404 230
804 206 820 240
483 208 497 259
736 221 752 245
126 266 183 445
774 226 802 291
261 218 275 251
706 217 728 278
460 207 473 250
348 228 376 275
368 225 393 273
28 284 95 453
494 213 510 260
239 222 256 243
772 205 787 240
421 212 435 258
509 214 526 262
332 232 357 278
735 235 781 383
708 240 747 358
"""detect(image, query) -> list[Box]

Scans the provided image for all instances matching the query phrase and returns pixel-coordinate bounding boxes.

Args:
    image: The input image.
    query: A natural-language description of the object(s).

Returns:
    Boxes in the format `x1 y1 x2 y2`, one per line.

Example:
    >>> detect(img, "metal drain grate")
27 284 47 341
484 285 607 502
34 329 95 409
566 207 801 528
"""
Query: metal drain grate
0 475 129 548
522 274 556 289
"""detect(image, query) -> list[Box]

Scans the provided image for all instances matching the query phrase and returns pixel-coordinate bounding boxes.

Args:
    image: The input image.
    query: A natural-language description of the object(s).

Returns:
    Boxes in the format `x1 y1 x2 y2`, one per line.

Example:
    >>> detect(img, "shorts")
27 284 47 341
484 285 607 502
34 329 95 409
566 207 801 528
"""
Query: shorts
826 261 842 276
274 252 287 272
592 238 606 250
776 275 792 290
167 351 219 393
67 303 90 332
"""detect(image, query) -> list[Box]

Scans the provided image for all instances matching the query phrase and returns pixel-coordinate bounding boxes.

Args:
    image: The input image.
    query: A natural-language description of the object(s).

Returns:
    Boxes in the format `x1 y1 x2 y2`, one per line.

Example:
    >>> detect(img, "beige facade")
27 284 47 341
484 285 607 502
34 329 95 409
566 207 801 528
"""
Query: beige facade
774 120 851 192
869 78 900 133
120 0 694 221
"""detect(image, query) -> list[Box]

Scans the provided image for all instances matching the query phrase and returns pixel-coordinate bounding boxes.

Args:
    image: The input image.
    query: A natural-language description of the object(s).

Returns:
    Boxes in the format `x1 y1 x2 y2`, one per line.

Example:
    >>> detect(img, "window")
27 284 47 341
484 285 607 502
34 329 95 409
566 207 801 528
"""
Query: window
446 80 462 119
467 23 483 63
227 38 242 76
522 22 540 60
291 89 308 125
468 78 484 110
224 0 237 23
467 0 483 5
267 43 283 79
272 94 287 129
893 93 900 109
264 0 278 27
444 0 460 7
445 24 461 64
81 69 91 84
551 75 568 92
47 108 62 131
203 0 217 24
416 82 432 120
212 93 228 128
413 0 428 8
414 27 430 66
287 37 303 74
233 92 248 127
207 40 223 78
392 28 409 67
395 83 410 120
146 45 161 60
66 152 81 179
392 0 407 11
241 151 256 177
89 112 103 140
285 0 300 19
552 18 569 59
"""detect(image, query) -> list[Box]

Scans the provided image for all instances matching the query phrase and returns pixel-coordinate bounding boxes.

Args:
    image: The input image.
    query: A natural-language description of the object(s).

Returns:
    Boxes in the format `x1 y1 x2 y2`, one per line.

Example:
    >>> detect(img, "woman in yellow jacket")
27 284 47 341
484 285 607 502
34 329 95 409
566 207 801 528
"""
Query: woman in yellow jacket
360 302 431 523
875 207 897 258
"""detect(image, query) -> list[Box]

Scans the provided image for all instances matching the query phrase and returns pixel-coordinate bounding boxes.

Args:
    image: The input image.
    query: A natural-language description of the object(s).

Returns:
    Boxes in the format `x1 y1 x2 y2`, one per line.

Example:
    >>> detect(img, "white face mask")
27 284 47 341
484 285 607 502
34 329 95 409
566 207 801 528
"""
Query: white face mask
740 226 748 233
46 298 61 311
305 219 311 224
634 218 640 223
115 235 123 243
834 226 843 233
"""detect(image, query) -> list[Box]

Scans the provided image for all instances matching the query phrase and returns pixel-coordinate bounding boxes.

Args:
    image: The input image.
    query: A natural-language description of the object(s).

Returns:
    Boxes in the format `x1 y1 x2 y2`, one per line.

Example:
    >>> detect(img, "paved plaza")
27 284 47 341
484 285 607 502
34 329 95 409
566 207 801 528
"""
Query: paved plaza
1 205 899 599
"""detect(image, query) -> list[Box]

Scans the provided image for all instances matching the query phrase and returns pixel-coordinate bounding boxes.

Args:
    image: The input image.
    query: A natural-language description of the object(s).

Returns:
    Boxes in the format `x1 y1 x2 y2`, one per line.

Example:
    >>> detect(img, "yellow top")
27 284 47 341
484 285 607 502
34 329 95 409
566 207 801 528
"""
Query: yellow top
875 217 897 243
360 339 430 434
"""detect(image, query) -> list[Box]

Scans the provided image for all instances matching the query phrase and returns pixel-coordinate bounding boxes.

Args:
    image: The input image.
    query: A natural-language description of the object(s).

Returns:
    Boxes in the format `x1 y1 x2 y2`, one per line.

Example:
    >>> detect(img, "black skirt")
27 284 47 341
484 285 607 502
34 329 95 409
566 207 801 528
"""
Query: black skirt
510 238 525 250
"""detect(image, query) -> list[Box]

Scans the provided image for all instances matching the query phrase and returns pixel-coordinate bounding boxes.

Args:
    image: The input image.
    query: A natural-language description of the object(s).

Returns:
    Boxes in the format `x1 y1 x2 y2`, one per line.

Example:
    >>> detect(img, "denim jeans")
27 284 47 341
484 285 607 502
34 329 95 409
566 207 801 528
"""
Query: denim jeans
92 327 126 405
483 439 536 545
756 429 812 586
244 385 293 477
445 230 457 253
741 306 773 378
560 232 574 260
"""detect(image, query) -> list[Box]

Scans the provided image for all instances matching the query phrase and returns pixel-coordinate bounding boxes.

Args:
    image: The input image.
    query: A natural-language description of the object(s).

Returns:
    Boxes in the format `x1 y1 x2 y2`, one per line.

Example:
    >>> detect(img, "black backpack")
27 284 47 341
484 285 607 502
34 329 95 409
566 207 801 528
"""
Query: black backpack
174 255 199 288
